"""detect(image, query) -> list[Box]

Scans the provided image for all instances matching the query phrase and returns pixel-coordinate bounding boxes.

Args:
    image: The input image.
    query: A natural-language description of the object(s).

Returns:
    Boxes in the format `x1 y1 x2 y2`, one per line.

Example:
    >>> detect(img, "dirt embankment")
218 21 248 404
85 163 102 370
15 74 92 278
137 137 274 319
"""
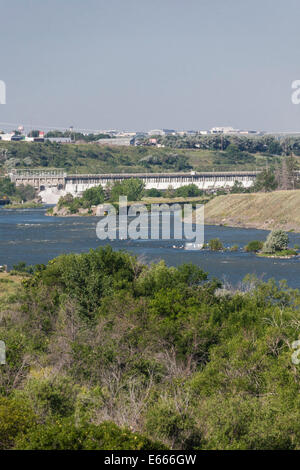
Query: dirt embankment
47 206 97 216
203 190 300 232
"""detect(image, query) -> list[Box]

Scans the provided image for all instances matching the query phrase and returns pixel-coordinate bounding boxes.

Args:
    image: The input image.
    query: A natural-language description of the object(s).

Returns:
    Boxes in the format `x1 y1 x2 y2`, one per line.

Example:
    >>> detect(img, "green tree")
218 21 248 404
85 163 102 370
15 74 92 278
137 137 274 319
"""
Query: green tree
253 170 278 192
110 178 145 201
0 177 16 197
16 184 36 201
175 184 202 198
82 185 105 206
262 230 289 253
230 180 244 193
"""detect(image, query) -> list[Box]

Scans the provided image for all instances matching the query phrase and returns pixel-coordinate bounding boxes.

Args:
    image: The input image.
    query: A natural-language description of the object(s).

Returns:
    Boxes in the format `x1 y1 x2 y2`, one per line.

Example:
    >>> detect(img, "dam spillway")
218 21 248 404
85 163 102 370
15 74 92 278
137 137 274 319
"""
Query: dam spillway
9 169 260 203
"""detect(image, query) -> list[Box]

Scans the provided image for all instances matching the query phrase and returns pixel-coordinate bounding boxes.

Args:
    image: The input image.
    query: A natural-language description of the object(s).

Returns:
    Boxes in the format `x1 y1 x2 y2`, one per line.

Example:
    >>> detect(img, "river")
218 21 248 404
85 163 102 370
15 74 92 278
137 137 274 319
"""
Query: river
1 206 300 288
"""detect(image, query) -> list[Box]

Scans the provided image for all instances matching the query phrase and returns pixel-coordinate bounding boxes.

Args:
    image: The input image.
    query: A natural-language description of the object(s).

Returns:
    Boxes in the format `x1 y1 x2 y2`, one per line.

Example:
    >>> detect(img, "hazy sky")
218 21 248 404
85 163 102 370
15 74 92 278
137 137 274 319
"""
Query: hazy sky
1 0 300 132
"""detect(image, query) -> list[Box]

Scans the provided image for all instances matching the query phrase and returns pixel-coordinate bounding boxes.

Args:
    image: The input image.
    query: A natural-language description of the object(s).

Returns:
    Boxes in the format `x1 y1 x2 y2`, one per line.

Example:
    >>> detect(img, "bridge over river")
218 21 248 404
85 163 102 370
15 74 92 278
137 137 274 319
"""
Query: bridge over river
9 169 260 203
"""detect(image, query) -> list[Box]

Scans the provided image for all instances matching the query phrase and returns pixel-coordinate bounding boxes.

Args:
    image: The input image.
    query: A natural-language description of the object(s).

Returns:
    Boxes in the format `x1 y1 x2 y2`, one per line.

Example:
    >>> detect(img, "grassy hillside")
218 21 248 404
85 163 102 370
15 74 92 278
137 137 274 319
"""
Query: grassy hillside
0 141 290 174
203 190 300 231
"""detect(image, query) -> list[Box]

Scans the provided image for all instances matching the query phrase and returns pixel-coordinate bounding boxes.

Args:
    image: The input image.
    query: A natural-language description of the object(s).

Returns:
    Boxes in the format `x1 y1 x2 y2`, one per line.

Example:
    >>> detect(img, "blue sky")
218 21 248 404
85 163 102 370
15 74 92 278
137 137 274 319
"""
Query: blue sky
0 0 300 132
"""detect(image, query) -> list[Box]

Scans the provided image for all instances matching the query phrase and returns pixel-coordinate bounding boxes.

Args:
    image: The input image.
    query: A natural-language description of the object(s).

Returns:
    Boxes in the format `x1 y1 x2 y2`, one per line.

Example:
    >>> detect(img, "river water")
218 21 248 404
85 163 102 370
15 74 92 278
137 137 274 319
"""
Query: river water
1 207 300 288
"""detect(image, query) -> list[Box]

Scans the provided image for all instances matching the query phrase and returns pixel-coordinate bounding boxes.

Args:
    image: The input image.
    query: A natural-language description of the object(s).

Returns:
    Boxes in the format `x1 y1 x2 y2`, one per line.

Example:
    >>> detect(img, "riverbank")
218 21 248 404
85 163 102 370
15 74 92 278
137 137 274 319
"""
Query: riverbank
202 190 300 232
46 195 209 216
4 201 44 209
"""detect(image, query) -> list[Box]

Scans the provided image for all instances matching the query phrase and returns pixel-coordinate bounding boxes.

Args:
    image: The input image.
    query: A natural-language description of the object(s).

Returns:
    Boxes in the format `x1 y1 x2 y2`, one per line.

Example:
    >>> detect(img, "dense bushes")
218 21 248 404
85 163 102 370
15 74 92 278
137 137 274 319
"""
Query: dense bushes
144 185 202 199
0 397 37 449
208 238 224 251
58 186 105 213
174 184 202 198
15 419 164 450
2 246 300 449
262 230 289 253
245 240 264 252
0 177 36 201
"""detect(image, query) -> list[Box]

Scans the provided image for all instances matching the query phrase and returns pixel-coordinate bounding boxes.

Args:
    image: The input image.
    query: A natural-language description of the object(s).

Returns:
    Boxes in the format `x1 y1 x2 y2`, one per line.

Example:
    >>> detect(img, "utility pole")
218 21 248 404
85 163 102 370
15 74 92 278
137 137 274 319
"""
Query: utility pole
69 126 74 143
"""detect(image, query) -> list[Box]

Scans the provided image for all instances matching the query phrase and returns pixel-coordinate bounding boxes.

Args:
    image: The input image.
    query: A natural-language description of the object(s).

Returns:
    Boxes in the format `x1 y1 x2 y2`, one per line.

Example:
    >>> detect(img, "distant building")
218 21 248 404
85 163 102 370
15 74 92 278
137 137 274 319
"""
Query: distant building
163 129 177 135
148 129 166 136
210 126 238 134
238 130 261 135
210 126 261 136
97 129 118 136
198 130 209 135
0 133 14 141
11 135 25 141
185 130 197 136
175 130 197 136
46 137 72 144
97 137 135 146
115 132 137 137
148 129 176 136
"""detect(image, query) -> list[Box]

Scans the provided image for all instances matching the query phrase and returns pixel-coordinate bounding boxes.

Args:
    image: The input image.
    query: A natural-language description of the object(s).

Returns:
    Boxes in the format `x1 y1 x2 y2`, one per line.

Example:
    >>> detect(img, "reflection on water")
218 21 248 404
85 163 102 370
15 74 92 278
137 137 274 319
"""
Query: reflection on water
1 207 300 288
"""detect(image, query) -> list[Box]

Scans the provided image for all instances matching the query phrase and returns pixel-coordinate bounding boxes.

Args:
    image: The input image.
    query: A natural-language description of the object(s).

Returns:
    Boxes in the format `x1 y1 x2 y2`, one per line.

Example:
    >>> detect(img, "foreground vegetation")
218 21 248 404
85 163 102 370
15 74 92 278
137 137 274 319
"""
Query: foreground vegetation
1 247 300 449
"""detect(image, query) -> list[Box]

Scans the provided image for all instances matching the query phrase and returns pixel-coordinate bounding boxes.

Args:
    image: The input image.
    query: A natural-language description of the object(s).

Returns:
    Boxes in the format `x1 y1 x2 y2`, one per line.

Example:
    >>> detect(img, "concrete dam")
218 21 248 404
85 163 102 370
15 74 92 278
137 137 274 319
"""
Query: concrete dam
9 169 260 204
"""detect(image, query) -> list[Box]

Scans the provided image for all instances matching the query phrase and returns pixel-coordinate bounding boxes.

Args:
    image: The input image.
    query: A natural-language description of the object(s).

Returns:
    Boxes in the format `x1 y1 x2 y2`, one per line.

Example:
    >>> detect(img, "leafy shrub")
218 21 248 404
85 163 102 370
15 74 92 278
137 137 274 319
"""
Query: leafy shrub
144 188 163 197
24 245 136 318
244 240 264 253
208 238 223 251
230 245 239 252
18 372 78 418
11 261 35 274
81 186 105 207
58 193 74 209
175 184 202 198
15 419 166 450
146 398 202 449
0 397 37 449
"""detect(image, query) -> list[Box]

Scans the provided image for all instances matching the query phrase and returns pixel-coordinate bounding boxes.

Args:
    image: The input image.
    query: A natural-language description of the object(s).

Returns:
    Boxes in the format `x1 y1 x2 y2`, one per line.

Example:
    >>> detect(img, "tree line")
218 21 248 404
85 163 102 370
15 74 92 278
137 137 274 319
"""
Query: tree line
148 134 300 155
